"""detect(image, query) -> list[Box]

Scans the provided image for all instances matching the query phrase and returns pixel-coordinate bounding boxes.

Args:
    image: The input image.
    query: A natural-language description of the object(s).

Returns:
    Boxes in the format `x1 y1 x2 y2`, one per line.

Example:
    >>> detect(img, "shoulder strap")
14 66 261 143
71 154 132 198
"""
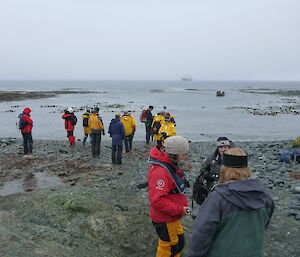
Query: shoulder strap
148 157 186 194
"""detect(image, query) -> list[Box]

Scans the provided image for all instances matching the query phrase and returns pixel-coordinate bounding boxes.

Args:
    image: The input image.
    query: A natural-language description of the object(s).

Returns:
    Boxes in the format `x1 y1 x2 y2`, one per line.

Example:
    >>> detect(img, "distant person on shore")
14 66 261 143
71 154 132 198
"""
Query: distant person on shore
62 108 77 147
157 115 176 146
188 148 275 257
108 114 125 164
18 107 34 158
193 136 233 205
82 109 91 146
120 111 136 153
88 109 104 157
148 136 190 257
145 106 154 144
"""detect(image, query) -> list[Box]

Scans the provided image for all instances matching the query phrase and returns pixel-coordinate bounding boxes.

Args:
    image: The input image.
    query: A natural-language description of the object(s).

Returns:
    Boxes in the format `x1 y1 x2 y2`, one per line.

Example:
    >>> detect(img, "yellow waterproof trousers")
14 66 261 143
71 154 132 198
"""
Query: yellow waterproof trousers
153 220 184 257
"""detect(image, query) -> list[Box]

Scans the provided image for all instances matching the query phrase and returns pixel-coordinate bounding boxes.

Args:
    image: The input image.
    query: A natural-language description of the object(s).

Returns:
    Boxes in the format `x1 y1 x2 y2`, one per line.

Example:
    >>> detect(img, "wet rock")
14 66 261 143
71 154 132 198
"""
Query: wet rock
114 204 129 211
136 181 148 189
58 148 69 153
294 187 300 193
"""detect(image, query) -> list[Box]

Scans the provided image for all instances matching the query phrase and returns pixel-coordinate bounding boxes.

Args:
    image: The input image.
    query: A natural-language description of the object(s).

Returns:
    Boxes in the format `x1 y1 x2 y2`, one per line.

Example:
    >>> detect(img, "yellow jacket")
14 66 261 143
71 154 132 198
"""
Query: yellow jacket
152 114 165 140
82 113 91 134
120 114 136 136
158 122 176 139
152 114 165 127
88 113 104 131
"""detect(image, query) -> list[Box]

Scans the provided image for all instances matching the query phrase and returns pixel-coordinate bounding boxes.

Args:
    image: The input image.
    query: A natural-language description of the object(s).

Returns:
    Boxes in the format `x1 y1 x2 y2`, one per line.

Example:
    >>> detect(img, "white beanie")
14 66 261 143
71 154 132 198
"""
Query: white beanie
68 107 74 113
164 136 189 155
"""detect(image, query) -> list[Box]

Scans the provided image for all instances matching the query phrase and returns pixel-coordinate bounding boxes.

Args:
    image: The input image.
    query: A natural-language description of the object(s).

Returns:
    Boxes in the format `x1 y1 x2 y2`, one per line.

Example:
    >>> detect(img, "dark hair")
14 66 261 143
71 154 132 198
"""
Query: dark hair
64 109 69 114
149 105 154 109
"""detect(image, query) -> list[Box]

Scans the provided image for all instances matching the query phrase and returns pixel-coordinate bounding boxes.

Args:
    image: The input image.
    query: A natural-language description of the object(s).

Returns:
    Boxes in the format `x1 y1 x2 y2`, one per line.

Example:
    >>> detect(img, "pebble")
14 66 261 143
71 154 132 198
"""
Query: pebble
294 187 300 193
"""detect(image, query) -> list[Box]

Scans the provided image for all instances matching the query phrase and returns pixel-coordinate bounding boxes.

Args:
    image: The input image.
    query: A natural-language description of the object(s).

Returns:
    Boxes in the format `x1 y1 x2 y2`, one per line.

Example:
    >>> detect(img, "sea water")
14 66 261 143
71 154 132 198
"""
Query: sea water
0 80 299 142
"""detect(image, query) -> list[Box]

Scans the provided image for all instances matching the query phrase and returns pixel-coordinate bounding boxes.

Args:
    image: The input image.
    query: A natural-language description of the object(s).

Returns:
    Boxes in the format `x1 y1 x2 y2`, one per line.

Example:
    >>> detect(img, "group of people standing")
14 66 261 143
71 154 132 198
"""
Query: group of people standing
147 136 275 257
62 107 136 164
17 107 275 257
143 105 177 146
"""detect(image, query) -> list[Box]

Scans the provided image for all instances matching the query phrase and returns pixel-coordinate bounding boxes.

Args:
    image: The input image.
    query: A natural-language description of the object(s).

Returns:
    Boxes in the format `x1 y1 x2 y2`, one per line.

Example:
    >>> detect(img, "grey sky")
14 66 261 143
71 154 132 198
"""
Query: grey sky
0 0 299 80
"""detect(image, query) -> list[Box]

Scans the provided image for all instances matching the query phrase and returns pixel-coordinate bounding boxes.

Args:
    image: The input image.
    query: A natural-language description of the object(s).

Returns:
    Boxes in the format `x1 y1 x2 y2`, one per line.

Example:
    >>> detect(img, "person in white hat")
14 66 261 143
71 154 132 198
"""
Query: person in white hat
61 107 77 147
148 136 190 257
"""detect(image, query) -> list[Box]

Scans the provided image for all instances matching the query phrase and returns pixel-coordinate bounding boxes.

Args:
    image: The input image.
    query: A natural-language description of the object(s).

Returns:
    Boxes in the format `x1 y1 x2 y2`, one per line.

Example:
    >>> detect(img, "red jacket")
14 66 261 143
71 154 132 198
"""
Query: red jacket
148 146 188 223
62 114 75 131
21 108 33 133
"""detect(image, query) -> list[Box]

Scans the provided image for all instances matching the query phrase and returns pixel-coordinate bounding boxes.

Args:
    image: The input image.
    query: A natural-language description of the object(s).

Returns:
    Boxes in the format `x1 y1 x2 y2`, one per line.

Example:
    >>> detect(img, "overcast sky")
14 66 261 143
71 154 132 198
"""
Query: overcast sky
0 0 299 81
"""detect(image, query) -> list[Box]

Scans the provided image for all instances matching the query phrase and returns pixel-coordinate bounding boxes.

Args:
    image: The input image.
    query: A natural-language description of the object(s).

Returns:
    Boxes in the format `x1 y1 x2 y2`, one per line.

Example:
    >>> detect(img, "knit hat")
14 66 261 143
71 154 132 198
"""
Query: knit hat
115 113 121 118
68 107 74 113
217 136 230 147
164 136 189 155
223 149 248 168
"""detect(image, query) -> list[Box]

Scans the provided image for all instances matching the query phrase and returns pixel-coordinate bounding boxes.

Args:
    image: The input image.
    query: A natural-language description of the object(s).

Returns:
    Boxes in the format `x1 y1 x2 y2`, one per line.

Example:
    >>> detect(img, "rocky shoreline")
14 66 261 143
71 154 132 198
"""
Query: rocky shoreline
0 138 299 257
0 90 103 103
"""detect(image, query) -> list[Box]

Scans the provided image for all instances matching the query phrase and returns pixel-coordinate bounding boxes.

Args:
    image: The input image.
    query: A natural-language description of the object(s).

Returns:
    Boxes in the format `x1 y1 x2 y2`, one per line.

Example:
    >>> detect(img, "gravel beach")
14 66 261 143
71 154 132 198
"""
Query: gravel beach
0 138 299 257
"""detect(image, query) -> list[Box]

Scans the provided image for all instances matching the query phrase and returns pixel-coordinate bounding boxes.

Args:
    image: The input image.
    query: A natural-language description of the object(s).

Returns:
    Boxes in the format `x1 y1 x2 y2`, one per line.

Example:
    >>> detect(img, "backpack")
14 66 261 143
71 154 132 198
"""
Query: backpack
152 121 161 134
71 115 77 125
192 172 209 205
16 113 26 129
83 117 89 127
139 109 147 123
279 149 295 163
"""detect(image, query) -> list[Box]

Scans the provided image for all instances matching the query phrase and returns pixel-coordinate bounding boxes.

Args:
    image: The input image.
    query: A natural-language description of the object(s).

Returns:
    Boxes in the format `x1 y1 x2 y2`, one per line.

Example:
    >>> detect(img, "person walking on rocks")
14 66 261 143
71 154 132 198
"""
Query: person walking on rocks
120 111 136 153
88 109 104 157
148 136 190 257
188 148 275 257
82 109 91 146
108 114 125 164
19 107 34 158
62 107 77 147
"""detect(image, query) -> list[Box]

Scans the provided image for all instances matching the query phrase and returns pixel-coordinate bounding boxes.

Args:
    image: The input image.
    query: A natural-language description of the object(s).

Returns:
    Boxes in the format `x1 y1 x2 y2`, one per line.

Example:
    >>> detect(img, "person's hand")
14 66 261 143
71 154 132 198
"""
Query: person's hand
183 206 190 216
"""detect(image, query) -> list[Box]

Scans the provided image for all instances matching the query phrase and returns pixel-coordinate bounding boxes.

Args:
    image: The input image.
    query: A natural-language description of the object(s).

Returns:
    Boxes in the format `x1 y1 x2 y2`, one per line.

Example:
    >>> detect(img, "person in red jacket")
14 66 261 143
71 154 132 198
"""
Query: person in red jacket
148 136 190 257
62 107 77 147
20 107 34 158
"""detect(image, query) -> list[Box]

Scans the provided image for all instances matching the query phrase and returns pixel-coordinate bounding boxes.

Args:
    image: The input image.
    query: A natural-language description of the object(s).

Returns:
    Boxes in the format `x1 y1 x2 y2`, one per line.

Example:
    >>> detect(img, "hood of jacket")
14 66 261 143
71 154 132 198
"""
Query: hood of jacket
111 118 120 124
214 178 271 210
23 108 31 115
149 146 173 165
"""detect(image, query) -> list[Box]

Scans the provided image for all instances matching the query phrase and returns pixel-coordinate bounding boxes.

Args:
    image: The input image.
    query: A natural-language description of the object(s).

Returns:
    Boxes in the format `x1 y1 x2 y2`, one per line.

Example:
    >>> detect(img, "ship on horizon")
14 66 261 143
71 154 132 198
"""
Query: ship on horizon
181 75 192 81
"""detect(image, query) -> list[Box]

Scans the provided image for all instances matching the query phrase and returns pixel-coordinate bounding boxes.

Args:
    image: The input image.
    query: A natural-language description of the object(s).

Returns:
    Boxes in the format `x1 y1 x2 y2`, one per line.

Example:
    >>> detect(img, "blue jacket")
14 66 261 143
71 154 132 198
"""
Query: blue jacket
108 118 125 146
188 178 274 257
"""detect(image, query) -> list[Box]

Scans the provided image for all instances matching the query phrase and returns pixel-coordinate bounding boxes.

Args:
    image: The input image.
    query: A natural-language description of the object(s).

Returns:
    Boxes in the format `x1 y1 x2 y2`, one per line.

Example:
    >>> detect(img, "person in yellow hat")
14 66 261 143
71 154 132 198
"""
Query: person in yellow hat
120 111 136 153
157 115 177 146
